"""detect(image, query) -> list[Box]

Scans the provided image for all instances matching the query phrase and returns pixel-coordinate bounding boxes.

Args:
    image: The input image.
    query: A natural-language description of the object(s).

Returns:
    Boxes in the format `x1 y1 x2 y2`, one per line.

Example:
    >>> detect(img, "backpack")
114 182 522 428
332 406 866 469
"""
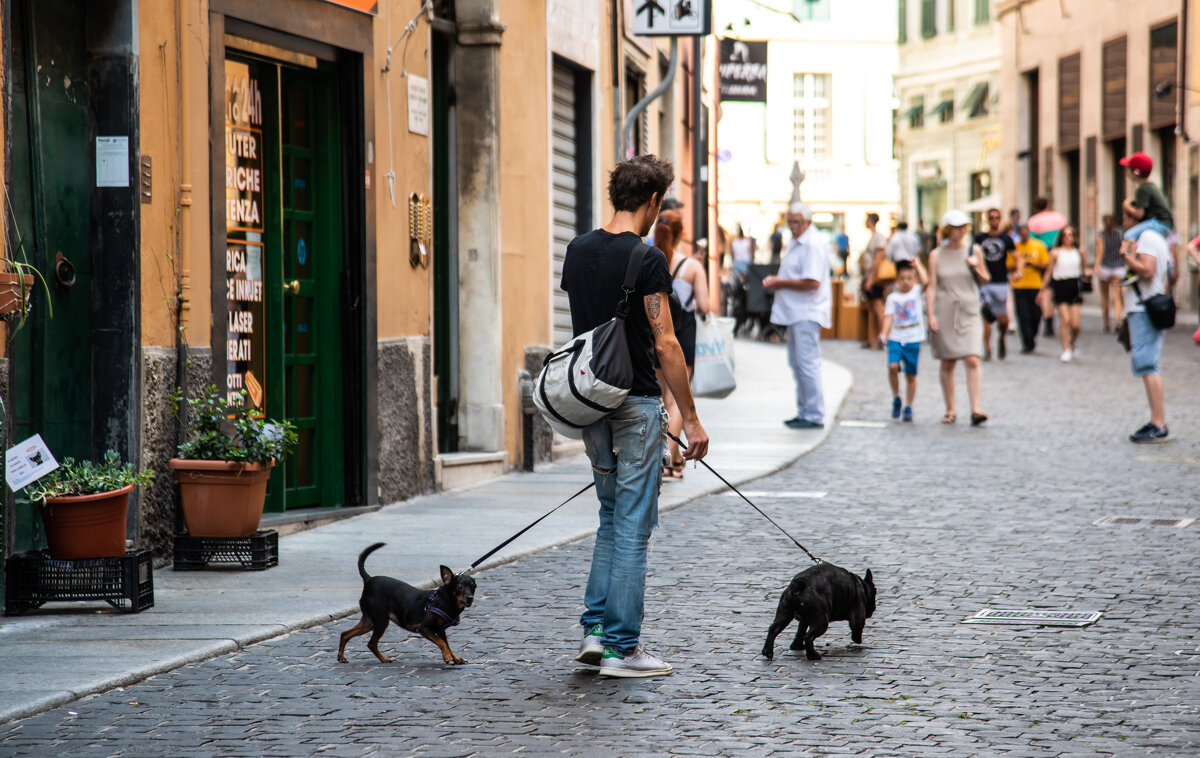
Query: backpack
534 241 649 439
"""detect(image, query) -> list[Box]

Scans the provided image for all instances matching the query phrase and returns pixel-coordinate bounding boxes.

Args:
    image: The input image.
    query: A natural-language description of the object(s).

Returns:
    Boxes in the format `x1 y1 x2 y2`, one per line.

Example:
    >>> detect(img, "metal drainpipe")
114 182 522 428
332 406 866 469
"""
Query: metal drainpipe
1177 0 1189 143
622 37 678 158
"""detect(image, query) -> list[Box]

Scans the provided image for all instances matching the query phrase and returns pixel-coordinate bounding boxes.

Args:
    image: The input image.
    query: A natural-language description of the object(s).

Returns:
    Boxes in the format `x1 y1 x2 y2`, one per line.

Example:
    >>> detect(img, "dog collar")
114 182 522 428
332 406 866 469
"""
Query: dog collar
424 585 459 627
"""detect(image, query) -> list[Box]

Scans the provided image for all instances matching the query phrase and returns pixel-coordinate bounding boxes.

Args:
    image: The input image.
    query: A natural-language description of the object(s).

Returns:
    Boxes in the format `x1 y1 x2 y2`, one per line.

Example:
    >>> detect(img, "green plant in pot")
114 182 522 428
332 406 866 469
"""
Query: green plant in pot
1 234 54 338
26 451 153 559
169 386 297 538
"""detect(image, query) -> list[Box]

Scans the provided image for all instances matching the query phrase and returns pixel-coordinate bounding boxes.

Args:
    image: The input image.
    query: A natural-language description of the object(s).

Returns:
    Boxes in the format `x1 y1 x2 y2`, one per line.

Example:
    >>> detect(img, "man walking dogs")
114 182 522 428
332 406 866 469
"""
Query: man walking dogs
560 155 709 678
764 202 833 429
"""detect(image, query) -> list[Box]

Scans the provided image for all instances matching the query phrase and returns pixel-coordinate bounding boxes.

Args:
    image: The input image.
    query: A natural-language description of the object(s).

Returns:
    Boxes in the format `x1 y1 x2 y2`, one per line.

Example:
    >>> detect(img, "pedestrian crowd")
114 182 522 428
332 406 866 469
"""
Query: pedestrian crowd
751 150 1192 444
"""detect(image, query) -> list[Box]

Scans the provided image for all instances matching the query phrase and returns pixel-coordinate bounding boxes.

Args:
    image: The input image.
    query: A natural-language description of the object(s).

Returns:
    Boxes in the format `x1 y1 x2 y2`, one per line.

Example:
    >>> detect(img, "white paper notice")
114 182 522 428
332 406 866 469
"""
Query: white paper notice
96 136 130 187
5 434 59 492
408 75 429 136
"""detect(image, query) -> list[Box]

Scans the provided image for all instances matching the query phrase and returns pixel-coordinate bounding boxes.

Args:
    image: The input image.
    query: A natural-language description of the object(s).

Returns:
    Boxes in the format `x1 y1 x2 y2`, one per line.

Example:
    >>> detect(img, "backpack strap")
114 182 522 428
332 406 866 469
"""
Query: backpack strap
615 241 650 319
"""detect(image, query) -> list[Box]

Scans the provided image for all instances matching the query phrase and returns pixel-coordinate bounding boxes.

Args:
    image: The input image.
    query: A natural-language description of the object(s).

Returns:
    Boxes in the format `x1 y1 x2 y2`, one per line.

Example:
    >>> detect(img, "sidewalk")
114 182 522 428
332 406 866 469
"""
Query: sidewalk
0 339 852 724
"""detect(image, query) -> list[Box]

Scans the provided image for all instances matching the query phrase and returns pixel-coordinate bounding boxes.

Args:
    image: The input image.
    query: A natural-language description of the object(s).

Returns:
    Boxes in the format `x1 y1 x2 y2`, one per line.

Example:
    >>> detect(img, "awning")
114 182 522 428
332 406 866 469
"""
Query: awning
961 83 989 118
962 194 999 212
903 105 923 122
928 100 953 119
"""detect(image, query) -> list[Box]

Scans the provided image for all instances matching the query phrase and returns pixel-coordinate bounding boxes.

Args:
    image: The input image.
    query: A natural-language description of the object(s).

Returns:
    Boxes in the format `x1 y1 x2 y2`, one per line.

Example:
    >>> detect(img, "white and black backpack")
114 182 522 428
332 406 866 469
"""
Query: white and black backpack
534 242 649 439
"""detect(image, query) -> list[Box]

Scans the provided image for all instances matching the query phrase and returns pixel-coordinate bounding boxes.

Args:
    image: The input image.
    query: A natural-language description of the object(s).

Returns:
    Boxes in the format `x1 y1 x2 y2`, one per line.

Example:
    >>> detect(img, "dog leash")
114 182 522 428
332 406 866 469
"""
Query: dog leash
462 480 596 574
666 432 821 564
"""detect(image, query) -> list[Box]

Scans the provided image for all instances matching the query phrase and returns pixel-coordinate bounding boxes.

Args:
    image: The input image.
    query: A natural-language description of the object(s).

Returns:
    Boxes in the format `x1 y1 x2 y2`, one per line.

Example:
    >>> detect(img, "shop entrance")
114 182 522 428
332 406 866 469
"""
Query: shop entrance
225 53 345 512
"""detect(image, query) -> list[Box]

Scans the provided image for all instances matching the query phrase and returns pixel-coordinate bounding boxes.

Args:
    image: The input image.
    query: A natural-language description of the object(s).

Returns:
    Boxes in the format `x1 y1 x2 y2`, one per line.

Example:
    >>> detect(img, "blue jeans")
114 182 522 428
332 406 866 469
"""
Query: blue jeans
1123 217 1172 242
580 395 665 654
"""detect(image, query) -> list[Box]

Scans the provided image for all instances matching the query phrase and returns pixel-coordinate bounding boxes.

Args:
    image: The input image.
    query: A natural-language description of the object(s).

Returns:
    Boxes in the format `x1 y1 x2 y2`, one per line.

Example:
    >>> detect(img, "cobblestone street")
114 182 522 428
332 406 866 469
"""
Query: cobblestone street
3 317 1198 756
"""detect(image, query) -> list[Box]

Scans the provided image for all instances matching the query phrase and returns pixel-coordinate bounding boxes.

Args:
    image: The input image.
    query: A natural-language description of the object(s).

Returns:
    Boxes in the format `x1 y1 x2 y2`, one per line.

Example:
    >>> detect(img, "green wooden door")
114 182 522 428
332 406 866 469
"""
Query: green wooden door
263 65 345 511
8 0 92 551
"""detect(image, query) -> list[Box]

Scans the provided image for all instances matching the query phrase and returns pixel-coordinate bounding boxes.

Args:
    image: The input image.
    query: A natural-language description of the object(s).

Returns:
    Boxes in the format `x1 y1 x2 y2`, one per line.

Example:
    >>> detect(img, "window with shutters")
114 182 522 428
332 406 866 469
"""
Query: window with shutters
1102 37 1127 140
794 73 831 160
921 0 936 38
946 0 955 33
1058 54 1081 152
793 0 831 21
899 0 908 44
975 0 989 24
1149 20 1178 129
907 95 925 129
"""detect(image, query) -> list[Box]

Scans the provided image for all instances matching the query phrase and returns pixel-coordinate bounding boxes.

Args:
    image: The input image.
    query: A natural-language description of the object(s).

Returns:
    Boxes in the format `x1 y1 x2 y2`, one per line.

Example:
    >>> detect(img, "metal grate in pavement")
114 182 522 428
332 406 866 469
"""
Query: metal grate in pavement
1092 516 1195 528
721 490 826 499
839 420 887 428
964 609 1102 627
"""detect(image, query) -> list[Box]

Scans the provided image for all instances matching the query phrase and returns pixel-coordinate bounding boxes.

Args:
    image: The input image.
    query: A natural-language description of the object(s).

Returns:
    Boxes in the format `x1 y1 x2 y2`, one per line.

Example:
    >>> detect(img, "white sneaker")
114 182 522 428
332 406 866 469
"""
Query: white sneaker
598 645 673 678
575 624 605 665
1071 347 1080 359
1060 349 1072 363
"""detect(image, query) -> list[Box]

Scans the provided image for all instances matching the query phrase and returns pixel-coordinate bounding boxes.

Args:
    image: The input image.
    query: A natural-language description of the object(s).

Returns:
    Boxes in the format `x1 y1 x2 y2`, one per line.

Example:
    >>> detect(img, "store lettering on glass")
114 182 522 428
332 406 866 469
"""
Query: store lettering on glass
225 59 268 411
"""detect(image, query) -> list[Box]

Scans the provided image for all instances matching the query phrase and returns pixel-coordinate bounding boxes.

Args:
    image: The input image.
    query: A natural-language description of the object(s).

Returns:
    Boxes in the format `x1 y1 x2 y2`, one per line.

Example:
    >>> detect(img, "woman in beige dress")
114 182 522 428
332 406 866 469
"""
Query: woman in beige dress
926 210 991 425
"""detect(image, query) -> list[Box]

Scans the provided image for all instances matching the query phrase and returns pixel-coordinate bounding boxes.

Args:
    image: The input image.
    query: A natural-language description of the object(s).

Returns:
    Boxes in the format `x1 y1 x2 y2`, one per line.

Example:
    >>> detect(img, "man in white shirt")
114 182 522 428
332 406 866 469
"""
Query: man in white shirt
764 202 832 429
1121 214 1171 443
886 220 922 263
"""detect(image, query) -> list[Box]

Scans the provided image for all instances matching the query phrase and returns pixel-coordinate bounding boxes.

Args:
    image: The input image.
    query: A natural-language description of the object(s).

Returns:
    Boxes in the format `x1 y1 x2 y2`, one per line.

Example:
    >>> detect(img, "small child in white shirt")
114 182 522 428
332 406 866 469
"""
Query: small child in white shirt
879 258 929 422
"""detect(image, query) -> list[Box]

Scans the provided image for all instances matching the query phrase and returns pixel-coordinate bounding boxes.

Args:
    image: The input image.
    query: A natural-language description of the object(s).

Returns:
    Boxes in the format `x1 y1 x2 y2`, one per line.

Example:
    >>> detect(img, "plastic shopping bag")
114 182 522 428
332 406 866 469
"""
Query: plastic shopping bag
691 315 736 398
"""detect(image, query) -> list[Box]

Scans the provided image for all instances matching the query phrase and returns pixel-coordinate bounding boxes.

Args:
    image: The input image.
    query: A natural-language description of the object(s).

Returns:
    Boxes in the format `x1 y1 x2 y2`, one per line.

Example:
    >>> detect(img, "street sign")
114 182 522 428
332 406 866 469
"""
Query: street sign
632 0 710 37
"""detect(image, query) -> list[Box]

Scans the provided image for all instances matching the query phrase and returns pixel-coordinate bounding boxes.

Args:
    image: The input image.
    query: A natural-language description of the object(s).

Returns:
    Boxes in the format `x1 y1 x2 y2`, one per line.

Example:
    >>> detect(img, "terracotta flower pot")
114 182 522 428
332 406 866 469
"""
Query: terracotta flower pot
0 272 35 316
169 459 273 537
39 483 135 559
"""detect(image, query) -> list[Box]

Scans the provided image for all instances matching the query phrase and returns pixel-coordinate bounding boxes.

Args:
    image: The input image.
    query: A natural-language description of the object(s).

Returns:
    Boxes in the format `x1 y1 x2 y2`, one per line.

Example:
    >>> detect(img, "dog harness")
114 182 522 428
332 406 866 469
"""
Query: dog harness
424 585 459 627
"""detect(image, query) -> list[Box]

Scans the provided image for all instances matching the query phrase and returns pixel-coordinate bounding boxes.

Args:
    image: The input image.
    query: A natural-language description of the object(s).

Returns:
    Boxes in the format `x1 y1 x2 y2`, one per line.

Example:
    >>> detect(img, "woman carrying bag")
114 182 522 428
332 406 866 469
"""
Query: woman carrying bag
654 210 710 480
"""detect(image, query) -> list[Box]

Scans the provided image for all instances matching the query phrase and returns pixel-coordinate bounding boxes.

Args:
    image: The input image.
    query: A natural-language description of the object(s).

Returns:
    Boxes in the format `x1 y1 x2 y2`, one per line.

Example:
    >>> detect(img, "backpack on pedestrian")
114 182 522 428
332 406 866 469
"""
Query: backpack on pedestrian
533 242 649 438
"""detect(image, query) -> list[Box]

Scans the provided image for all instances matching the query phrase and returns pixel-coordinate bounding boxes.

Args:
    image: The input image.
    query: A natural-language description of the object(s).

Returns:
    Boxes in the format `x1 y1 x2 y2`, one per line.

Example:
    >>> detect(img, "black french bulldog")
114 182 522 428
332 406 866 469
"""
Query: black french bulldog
761 562 876 661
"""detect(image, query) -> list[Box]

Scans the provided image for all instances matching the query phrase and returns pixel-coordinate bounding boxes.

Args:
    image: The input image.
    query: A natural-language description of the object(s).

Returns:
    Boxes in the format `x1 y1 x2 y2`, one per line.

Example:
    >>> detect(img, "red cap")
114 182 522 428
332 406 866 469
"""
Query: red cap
1119 152 1153 175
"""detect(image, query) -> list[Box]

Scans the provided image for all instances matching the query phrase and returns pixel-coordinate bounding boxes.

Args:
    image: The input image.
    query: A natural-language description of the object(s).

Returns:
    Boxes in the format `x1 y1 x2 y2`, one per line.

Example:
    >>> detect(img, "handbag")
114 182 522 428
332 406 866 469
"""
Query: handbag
876 258 897 283
1078 273 1094 293
533 241 649 438
1131 280 1176 330
691 315 737 398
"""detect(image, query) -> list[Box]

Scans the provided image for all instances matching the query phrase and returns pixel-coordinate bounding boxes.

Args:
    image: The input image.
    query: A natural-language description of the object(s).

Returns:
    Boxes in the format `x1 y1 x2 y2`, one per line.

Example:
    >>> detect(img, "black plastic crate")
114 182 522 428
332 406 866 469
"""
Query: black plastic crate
173 530 278 571
4 549 154 615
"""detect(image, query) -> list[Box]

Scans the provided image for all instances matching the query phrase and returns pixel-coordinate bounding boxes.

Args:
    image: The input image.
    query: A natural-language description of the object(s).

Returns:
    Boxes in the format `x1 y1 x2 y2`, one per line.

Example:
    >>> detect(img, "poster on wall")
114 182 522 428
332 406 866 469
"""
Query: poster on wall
225 59 267 411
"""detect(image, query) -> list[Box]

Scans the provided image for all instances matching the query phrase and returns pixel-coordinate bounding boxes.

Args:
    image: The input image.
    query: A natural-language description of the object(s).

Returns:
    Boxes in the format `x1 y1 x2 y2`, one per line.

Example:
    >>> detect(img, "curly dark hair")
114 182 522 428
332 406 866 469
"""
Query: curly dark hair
607 154 674 212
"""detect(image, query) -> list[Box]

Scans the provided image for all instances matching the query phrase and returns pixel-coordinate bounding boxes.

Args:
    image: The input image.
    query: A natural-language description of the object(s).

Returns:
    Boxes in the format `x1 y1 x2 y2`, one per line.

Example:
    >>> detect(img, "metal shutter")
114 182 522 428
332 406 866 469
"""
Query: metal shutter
1102 37 1126 141
551 64 579 347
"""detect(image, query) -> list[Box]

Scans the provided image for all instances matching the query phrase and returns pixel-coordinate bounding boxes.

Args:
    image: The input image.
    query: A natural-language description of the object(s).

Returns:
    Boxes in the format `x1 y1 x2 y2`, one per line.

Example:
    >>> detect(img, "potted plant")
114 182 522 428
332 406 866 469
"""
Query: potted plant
169 386 297 538
2 235 54 335
26 451 154 559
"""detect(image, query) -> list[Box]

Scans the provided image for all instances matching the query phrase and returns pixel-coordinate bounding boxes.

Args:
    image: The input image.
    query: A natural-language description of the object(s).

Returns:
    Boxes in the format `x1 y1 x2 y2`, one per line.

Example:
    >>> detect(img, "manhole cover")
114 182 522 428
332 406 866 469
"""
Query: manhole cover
1092 516 1195 528
839 420 887 428
964 609 1102 627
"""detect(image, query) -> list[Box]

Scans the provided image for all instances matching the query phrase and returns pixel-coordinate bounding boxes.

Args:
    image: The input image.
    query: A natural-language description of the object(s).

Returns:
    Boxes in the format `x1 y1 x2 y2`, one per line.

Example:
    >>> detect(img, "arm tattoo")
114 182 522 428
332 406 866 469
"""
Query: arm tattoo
645 294 661 320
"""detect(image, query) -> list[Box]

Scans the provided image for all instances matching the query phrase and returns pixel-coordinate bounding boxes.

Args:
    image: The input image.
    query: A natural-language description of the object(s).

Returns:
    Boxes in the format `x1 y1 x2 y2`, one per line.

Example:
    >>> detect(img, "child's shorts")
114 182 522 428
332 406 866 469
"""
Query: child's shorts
887 340 920 375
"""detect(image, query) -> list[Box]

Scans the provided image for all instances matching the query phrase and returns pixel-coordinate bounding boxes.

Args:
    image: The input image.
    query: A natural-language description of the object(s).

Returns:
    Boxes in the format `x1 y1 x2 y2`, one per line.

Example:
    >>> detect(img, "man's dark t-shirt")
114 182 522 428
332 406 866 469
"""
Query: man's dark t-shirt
561 229 673 397
975 231 1016 284
1133 182 1173 227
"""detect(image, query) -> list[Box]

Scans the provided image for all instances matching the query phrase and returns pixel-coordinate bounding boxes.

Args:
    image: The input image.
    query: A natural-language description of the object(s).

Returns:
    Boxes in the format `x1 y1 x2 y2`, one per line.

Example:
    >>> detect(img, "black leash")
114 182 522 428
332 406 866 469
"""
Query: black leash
666 432 821 564
462 480 596 574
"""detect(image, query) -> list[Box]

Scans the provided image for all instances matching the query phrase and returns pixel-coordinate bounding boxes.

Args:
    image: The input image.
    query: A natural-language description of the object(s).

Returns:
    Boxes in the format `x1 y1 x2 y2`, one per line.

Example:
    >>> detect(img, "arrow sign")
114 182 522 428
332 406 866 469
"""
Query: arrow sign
632 0 710 36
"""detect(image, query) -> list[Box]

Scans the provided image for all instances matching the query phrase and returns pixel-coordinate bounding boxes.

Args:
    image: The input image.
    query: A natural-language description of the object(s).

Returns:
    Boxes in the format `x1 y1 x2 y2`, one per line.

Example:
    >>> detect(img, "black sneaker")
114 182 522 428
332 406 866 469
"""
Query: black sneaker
1129 423 1169 443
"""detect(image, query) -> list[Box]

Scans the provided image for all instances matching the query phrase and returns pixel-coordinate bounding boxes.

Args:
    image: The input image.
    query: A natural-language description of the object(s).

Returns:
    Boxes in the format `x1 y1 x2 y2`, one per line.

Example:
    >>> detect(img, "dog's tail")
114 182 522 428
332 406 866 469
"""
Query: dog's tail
358 542 386 582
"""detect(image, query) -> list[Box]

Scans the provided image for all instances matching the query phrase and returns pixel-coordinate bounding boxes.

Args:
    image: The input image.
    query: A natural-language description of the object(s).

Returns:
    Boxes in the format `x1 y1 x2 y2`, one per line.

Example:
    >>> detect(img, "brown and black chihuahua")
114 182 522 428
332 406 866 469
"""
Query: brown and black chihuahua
337 542 476 665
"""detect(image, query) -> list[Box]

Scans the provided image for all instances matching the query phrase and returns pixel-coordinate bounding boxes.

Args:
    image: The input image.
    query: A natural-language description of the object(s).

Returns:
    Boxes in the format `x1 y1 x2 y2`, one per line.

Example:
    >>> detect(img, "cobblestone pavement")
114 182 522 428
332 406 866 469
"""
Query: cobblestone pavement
3 316 1198 756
